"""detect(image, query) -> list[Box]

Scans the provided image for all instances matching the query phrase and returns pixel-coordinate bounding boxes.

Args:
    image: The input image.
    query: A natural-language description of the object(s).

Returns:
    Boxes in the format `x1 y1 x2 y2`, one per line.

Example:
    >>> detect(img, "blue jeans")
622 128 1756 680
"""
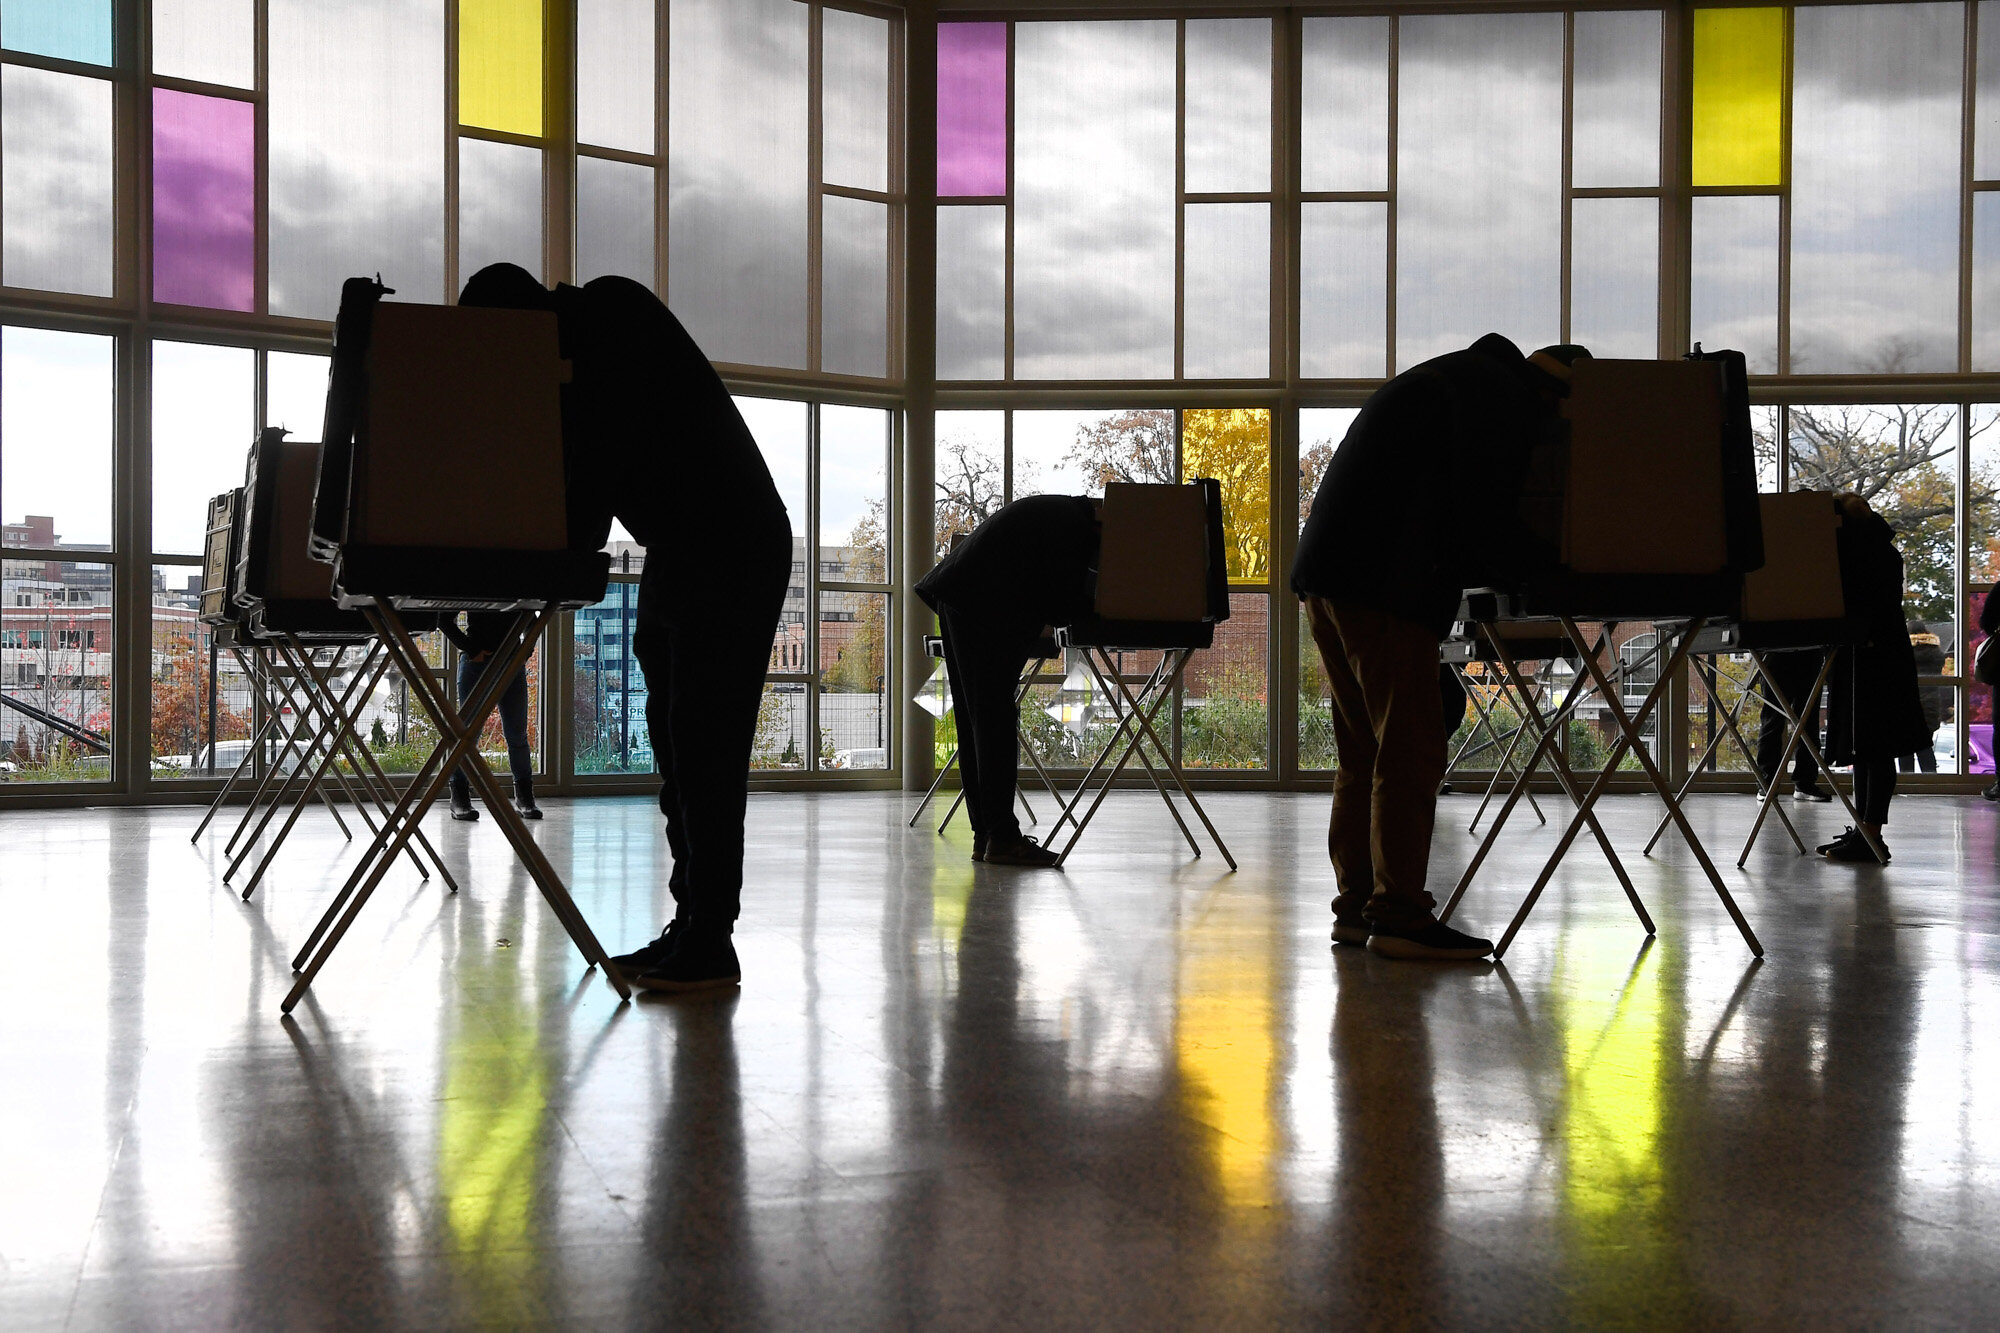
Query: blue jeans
449 653 531 799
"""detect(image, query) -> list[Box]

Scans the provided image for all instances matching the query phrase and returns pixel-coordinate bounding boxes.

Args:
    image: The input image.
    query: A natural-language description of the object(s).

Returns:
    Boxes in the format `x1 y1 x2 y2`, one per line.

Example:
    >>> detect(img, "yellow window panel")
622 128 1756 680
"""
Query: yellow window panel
1692 8 1784 187
1181 407 1272 585
460 0 543 137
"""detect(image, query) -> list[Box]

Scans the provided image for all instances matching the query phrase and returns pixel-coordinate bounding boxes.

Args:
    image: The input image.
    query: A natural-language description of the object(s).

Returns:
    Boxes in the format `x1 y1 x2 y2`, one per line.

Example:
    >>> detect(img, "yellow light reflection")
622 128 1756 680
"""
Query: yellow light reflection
1177 890 1278 1209
1692 8 1785 188
1556 937 1692 1322
438 949 548 1317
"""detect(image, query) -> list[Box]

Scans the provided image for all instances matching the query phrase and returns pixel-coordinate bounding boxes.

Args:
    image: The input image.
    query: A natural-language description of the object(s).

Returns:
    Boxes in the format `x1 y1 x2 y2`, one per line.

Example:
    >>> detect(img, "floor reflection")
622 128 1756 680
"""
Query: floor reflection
5 793 2000 1327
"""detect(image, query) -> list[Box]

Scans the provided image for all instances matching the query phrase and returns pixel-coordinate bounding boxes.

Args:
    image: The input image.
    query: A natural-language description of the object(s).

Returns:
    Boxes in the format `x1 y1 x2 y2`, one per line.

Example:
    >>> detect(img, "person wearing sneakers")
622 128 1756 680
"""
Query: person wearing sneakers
1817 493 1929 863
459 263 791 995
1293 334 1589 960
440 610 541 823
915 494 1102 868
1754 647 1832 802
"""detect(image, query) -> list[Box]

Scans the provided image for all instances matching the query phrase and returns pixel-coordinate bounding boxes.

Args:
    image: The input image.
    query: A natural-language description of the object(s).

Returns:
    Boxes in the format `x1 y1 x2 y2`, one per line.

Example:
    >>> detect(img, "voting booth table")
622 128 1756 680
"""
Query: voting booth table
908 630 1071 834
1050 479 1236 870
1437 352 1766 959
280 279 623 1014
191 465 459 902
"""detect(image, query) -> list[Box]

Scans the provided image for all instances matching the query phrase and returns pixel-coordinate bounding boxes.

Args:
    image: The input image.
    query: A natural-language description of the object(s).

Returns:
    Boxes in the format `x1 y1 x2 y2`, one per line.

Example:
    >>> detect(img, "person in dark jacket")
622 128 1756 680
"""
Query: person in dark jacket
915 495 1102 867
441 610 540 821
1899 619 1948 774
460 263 792 993
1292 333 1587 961
1983 586 2000 800
1818 495 1931 862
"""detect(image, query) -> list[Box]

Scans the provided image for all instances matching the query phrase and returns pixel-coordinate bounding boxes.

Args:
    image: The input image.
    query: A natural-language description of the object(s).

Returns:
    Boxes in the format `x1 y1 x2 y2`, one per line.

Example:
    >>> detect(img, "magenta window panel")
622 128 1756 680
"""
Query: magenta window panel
938 23 1007 197
153 88 255 311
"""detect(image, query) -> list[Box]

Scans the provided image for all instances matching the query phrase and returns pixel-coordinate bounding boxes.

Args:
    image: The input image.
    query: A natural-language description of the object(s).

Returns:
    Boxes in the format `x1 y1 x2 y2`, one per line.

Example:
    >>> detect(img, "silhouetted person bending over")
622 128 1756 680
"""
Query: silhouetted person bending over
1292 334 1587 961
461 263 791 994
917 495 1101 868
442 610 540 822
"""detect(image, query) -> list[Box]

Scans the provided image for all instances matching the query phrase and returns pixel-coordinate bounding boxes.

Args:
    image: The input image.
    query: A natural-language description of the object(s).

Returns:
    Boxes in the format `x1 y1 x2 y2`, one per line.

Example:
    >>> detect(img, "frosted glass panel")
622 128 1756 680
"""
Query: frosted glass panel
1976 194 2000 369
1572 10 1660 189
1691 195 1779 373
1396 13 1563 369
459 138 542 284
1979 3 2000 179
265 351 330 437
1692 8 1784 188
459 0 542 136
576 156 654 287
1185 19 1271 194
1791 4 1962 375
1015 21 1176 380
2 67 113 298
154 90 256 311
1184 203 1268 380
1300 202 1387 379
937 205 1004 380
823 7 890 193
2 328 115 550
668 0 809 369
1300 17 1389 193
2 0 111 65
939 23 1007 197
1570 197 1658 359
822 195 888 378
269 0 446 319
152 342 255 557
153 0 254 88
577 0 654 153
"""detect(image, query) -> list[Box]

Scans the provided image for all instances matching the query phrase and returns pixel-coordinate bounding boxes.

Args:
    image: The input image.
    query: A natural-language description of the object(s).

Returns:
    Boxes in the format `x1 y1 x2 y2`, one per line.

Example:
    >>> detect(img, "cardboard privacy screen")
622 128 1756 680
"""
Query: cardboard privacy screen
355 304 570 551
1563 358 1729 575
1093 483 1211 623
1740 491 1845 624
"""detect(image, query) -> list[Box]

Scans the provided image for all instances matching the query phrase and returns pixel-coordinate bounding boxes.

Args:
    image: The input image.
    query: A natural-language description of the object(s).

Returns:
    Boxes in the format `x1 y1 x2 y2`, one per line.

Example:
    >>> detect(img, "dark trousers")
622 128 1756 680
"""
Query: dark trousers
450 655 531 800
1305 596 1447 929
1854 757 1897 825
935 604 1033 842
1755 648 1826 788
1897 741 1938 774
632 519 792 936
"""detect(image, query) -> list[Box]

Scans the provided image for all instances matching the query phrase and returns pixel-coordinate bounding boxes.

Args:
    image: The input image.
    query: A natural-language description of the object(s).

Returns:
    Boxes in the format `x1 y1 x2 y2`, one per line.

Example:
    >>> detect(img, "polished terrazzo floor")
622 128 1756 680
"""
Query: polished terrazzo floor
3 787 1999 1329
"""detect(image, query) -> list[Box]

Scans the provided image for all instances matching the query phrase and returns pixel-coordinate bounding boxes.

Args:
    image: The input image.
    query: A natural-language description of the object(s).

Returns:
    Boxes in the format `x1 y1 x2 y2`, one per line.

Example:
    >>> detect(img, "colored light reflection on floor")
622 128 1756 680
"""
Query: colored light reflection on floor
1178 887 1278 1210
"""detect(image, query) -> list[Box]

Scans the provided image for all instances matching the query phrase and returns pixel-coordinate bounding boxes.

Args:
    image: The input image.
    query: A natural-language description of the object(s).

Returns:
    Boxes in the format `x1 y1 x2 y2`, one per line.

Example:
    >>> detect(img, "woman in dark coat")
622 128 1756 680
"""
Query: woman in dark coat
1820 494 1932 861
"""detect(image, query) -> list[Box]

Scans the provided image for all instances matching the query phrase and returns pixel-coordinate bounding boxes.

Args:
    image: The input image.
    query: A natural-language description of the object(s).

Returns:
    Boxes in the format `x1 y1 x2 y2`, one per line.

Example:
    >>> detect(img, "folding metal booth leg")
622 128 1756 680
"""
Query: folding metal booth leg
1560 616 1762 959
1737 651 1883 866
1058 651 1201 863
225 649 323 854
286 610 547 1000
226 652 363 882
1448 666 1548 830
1648 659 1805 858
908 747 958 828
191 652 287 843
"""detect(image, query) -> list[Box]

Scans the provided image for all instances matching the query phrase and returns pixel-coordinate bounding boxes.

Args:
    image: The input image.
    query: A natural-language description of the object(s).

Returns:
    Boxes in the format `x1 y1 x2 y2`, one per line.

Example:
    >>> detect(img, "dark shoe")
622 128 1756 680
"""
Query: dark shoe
1365 918 1494 961
1824 830 1890 863
609 919 682 975
972 832 988 863
448 786 479 822
1332 917 1369 947
1983 780 2000 802
513 777 543 820
983 834 1060 868
635 933 741 994
1792 782 1834 803
1815 826 1858 855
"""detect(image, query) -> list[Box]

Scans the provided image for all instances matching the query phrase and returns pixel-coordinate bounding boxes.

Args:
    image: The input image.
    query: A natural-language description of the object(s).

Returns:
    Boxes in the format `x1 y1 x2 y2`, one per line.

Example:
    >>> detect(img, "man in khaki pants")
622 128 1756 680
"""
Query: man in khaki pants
1293 334 1587 960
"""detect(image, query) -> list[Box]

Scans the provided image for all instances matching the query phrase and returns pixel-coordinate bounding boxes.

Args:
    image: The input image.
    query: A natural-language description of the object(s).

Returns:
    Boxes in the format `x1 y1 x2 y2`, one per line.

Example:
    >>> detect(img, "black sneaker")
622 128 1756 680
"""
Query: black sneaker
1815 826 1859 855
609 918 683 975
513 777 543 821
1792 782 1834 803
983 834 1060 868
1365 918 1494 961
1984 781 2000 802
1332 918 1369 947
448 787 479 821
1824 831 1890 864
635 933 741 994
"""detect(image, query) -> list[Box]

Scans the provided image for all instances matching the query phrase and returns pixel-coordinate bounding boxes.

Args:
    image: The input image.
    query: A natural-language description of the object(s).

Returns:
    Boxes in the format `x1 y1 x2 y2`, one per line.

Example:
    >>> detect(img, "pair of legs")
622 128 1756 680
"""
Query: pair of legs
933 606 1034 849
1897 740 1938 774
449 655 533 809
631 521 793 947
1304 596 1451 934
1755 649 1826 792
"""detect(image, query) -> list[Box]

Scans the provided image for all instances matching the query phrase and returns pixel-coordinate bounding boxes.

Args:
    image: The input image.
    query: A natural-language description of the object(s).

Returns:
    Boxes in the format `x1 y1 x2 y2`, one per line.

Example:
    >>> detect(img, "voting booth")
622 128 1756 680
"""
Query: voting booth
1442 350 1766 960
1051 479 1235 870
284 277 624 1015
